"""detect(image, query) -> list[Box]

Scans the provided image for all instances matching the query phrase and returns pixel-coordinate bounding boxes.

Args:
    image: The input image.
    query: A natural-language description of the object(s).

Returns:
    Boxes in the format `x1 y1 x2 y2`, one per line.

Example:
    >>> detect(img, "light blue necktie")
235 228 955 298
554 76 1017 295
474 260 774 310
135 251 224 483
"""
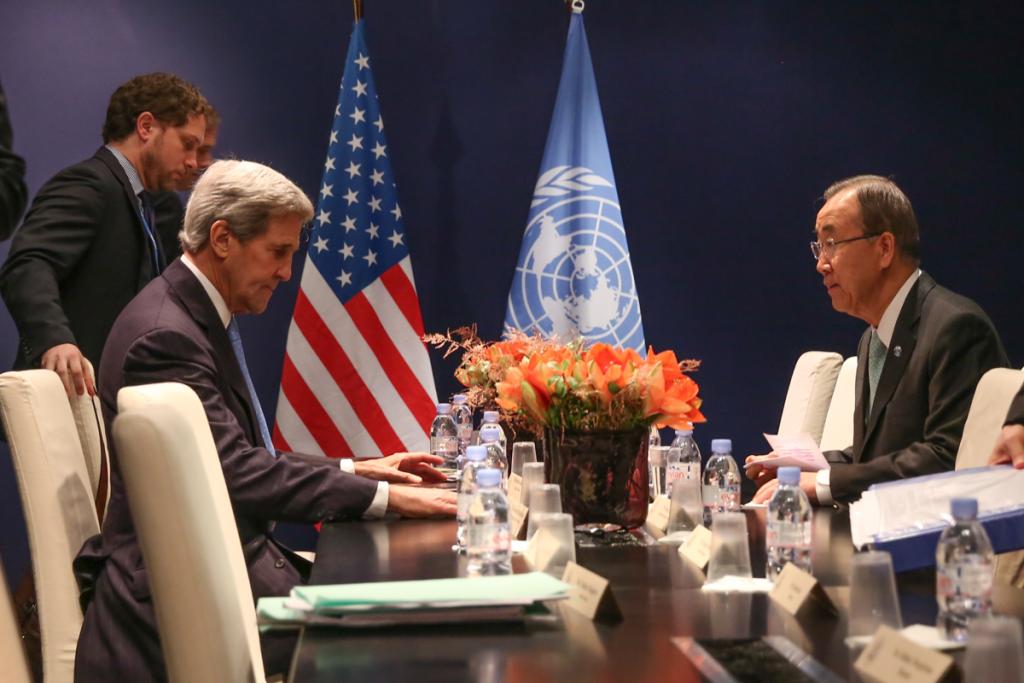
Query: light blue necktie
227 318 276 456
867 329 887 417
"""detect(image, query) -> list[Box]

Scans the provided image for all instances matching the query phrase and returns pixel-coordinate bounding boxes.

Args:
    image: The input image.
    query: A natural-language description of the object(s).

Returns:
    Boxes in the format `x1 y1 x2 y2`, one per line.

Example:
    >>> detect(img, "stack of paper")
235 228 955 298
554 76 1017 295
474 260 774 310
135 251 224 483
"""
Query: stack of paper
257 572 570 630
849 466 1024 571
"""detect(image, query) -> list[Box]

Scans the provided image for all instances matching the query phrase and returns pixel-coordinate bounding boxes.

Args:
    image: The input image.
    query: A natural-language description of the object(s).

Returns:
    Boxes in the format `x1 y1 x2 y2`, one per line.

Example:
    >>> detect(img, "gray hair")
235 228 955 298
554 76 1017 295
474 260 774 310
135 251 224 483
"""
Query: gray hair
179 159 314 253
823 174 921 263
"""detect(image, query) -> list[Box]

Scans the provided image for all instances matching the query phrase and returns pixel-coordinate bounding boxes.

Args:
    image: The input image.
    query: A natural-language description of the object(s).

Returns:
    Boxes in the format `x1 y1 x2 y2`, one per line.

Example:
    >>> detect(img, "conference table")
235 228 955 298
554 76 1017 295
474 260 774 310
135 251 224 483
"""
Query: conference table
288 508 1024 682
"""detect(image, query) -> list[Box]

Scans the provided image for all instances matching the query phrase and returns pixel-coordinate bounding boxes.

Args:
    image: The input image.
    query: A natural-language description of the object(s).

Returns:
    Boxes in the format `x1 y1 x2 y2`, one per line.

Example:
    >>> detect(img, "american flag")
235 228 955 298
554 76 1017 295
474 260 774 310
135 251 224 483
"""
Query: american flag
273 19 437 458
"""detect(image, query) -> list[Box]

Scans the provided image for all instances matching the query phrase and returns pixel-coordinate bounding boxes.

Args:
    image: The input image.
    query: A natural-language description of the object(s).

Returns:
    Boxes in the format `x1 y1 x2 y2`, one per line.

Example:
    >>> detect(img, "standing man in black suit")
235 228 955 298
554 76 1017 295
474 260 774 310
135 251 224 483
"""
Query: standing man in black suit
749 175 1008 504
0 77 28 240
0 72 209 396
74 159 456 681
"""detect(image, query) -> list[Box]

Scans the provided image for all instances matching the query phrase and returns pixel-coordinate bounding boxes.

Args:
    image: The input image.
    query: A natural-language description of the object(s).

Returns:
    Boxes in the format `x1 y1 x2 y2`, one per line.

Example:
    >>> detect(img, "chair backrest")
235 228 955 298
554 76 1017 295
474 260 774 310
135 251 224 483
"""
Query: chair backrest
114 382 265 683
955 368 1024 470
819 356 858 452
67 359 110 522
777 351 843 445
1 555 33 683
0 370 99 683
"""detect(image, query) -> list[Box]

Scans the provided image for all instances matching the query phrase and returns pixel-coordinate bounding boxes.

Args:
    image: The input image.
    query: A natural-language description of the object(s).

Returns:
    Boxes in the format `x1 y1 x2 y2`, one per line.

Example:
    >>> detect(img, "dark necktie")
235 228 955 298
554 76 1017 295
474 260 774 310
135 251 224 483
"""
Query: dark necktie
867 330 887 417
138 190 164 275
227 317 277 456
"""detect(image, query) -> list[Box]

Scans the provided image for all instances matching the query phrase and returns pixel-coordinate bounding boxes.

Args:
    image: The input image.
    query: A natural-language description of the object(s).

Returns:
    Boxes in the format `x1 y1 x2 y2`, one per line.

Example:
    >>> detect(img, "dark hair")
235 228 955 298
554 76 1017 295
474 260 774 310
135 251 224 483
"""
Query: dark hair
101 73 208 143
824 175 921 263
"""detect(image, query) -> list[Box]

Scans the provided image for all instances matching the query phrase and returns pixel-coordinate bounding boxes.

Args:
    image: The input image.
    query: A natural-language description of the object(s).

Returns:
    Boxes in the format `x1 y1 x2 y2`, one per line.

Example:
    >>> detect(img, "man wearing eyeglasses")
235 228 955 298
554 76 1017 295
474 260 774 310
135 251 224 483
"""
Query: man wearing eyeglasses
749 175 1008 504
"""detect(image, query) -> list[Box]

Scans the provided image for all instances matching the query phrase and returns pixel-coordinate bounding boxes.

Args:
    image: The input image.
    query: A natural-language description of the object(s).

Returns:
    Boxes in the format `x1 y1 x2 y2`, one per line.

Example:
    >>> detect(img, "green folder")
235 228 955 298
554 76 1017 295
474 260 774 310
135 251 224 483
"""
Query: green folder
292 571 569 611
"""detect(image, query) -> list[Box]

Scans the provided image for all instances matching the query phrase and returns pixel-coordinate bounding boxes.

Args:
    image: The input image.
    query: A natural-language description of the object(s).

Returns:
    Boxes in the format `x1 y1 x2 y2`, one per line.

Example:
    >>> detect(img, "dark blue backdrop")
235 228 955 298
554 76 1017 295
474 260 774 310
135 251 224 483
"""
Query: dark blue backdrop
1 1 1021 580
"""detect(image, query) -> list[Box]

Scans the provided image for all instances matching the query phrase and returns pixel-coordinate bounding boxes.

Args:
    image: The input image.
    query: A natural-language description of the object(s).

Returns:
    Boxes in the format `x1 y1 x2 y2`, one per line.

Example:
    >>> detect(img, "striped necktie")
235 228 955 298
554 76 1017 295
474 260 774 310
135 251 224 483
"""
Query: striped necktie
867 329 887 416
227 317 276 456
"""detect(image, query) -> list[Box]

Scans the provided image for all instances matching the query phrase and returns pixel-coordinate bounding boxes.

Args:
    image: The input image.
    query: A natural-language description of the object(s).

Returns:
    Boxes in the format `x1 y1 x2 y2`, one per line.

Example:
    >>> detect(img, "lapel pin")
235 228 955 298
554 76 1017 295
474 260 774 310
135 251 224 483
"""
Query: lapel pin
893 345 902 358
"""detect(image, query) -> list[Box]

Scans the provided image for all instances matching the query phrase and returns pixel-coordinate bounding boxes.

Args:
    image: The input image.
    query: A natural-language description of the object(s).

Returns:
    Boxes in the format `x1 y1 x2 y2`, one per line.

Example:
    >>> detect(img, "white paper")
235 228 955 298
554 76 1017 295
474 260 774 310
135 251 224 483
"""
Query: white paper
844 625 965 651
700 576 774 593
748 433 830 472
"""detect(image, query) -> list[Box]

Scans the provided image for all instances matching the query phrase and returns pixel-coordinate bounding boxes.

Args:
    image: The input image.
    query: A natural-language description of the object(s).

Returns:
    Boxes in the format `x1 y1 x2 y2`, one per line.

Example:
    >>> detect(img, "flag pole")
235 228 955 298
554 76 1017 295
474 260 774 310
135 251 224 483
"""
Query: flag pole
353 0 363 21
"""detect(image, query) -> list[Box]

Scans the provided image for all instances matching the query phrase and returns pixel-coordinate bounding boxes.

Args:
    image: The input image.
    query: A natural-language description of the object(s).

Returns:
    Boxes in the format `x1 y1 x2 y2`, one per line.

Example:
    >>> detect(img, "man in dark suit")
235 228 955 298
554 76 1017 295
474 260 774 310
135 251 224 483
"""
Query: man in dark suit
991 386 1024 469
0 77 27 240
74 159 456 682
0 72 209 396
749 175 1008 504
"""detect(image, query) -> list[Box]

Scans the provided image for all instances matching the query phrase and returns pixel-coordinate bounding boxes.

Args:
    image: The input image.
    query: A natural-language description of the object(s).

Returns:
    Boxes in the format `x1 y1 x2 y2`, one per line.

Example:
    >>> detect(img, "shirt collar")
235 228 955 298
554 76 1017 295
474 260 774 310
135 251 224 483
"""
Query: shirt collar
875 268 922 348
180 254 231 329
104 144 145 198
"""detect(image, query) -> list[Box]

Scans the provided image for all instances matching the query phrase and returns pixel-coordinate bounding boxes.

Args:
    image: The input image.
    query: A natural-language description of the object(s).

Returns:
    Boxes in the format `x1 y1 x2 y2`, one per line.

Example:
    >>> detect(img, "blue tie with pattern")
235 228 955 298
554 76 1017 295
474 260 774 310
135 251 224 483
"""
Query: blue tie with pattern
867 329 887 417
227 317 276 456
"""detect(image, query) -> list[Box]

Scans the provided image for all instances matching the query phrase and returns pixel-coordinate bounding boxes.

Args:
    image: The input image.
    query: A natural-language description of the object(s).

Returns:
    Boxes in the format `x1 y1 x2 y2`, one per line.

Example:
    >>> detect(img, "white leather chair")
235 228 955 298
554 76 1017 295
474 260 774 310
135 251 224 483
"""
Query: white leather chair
777 351 843 445
0 370 100 683
954 368 1024 470
67 359 111 522
819 356 858 452
1 556 32 683
114 382 266 683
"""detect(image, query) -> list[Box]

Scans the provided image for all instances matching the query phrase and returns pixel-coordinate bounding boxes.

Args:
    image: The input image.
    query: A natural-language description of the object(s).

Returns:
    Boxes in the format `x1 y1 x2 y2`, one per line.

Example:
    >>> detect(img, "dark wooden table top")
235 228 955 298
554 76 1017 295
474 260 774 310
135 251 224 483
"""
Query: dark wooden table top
288 508 1024 682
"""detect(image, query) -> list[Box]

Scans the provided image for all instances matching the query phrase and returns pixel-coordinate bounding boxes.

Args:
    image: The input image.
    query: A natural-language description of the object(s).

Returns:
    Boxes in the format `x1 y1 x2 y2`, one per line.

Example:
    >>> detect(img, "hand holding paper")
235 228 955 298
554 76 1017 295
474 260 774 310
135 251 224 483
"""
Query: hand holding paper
745 434 830 473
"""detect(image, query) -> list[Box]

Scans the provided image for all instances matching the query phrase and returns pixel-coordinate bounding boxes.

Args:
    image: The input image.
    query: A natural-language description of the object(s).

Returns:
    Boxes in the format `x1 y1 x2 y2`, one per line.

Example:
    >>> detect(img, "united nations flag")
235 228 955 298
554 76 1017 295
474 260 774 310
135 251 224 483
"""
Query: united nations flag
504 5 646 354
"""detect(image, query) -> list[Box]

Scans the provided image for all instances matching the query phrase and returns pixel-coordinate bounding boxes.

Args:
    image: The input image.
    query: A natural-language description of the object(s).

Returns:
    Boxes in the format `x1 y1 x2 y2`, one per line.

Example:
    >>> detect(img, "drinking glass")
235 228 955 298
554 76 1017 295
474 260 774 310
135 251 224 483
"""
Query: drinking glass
527 512 576 576
510 442 538 478
847 550 902 637
526 483 562 540
963 617 1024 683
706 512 752 582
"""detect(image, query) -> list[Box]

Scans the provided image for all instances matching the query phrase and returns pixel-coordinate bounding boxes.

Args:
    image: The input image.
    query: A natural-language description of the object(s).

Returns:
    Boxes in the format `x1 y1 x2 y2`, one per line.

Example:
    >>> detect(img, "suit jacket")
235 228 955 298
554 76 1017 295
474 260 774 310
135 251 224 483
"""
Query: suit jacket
0 146 162 371
74 258 378 682
0 79 27 241
824 272 1009 502
151 190 186 261
1006 388 1024 426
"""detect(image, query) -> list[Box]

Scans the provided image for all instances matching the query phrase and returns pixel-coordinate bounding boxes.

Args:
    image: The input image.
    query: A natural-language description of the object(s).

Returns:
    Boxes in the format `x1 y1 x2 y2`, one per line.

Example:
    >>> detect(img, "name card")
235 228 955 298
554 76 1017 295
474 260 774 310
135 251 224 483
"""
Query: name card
561 561 622 621
646 495 672 535
854 625 954 683
678 524 713 571
507 473 524 505
768 563 837 617
509 500 529 541
523 526 561 572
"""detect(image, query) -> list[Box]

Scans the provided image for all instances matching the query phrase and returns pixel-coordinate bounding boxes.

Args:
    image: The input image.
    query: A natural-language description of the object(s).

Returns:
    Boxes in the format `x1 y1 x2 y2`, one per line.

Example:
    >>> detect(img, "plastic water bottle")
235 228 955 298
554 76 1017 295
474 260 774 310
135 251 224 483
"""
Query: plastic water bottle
702 438 740 526
936 497 994 641
479 429 508 484
466 468 511 576
479 411 507 454
667 429 701 495
452 394 474 455
455 445 488 552
766 466 813 581
429 403 459 472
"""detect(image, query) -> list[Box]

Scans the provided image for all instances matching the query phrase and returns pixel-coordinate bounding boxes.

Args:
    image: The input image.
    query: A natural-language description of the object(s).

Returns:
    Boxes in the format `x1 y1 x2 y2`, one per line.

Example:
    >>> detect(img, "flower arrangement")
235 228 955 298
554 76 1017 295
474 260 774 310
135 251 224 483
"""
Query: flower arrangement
424 326 705 434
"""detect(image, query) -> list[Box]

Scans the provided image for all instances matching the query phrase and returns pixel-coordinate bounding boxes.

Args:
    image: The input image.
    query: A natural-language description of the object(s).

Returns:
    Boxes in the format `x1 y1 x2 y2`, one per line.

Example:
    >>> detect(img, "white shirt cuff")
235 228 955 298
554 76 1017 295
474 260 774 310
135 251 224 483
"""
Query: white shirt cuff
815 468 833 506
365 481 389 519
337 459 389 517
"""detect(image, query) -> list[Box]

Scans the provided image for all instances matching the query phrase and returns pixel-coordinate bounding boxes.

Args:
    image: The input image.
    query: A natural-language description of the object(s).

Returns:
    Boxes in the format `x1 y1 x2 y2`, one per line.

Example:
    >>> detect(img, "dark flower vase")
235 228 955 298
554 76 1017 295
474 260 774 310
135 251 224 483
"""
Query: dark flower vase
543 427 649 528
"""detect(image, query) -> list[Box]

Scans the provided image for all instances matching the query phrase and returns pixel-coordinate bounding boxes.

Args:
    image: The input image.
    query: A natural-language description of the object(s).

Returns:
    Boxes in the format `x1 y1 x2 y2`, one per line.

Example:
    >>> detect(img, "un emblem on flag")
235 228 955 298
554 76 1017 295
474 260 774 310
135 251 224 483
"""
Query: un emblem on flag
506 167 644 350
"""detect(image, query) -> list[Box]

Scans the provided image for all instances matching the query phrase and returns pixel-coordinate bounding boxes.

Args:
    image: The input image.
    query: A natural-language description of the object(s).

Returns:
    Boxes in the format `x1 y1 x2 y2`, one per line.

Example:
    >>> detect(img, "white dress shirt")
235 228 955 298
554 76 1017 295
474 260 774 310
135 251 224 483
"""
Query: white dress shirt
180 254 389 517
815 269 922 505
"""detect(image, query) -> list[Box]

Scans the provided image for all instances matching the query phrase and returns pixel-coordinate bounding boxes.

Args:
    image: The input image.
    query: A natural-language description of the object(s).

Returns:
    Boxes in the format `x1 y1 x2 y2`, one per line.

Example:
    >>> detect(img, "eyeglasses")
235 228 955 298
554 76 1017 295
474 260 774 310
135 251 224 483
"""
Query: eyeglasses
809 233 879 260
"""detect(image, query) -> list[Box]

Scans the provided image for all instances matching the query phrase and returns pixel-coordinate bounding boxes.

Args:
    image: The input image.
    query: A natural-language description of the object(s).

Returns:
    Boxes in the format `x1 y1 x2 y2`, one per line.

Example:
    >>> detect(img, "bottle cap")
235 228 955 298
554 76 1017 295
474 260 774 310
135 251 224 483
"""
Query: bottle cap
480 430 499 443
675 429 693 436
483 410 499 423
436 403 451 414
453 394 468 404
476 468 501 487
777 467 801 486
465 445 487 462
711 438 732 454
951 497 978 521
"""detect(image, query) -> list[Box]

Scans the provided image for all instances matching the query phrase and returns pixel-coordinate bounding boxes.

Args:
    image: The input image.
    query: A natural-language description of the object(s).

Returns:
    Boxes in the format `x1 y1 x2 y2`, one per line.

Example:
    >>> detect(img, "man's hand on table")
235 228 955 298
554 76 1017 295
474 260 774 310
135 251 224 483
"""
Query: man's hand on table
751 471 820 505
989 424 1024 469
354 452 449 485
387 485 457 518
